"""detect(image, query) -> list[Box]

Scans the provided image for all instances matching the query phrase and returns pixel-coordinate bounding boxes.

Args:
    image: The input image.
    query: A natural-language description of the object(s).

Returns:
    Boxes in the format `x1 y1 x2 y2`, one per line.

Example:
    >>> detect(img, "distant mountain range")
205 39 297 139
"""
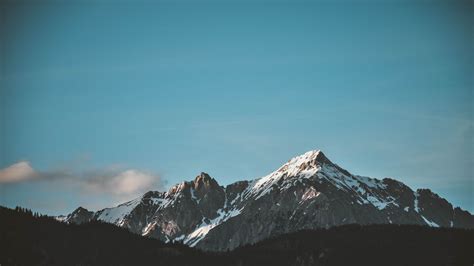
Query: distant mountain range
61 150 474 251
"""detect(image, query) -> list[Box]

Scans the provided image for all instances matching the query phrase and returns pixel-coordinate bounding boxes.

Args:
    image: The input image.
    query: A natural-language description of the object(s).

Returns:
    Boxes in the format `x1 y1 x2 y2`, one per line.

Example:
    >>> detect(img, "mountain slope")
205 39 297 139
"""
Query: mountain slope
63 150 474 251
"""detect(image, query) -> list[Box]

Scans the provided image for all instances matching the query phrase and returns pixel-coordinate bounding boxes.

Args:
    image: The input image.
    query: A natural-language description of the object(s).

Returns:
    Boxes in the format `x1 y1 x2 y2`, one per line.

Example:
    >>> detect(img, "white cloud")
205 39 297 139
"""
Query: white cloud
0 161 37 183
0 162 163 199
84 169 160 197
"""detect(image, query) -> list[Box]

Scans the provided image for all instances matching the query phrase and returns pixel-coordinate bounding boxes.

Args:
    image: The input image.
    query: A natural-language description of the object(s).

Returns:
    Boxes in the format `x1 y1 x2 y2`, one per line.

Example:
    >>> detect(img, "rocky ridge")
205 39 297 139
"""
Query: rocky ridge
63 150 474 251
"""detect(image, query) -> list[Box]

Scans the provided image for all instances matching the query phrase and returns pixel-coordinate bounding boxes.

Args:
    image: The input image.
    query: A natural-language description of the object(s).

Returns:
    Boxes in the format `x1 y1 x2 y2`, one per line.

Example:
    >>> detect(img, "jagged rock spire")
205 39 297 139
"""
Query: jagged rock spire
193 172 220 191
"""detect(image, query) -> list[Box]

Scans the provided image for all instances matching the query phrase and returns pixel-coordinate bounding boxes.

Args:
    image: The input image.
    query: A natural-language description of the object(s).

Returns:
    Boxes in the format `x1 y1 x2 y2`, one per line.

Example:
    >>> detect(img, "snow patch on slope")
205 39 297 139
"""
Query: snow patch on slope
414 192 420 212
96 197 141 226
301 186 320 202
184 208 242 247
421 215 439 227
55 215 67 222
243 150 322 200
190 187 200 203
142 221 157 235
318 164 394 210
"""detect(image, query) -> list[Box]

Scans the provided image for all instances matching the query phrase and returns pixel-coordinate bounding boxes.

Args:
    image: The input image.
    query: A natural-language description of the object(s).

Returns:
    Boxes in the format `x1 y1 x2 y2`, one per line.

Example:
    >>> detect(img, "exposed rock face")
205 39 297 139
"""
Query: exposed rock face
63 150 474 251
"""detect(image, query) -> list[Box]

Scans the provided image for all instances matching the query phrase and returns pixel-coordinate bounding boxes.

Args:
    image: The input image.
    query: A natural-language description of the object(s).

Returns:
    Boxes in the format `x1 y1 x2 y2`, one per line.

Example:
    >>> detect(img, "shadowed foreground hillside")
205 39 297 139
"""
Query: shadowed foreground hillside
0 206 472 266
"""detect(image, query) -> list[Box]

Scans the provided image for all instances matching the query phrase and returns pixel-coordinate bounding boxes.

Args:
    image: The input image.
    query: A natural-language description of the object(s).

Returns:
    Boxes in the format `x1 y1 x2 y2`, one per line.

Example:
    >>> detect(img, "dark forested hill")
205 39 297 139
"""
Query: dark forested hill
1 206 473 266
0 206 207 266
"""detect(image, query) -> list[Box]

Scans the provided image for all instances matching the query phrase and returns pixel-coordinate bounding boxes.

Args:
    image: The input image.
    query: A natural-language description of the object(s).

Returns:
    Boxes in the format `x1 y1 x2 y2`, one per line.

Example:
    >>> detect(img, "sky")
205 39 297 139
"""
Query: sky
0 0 472 215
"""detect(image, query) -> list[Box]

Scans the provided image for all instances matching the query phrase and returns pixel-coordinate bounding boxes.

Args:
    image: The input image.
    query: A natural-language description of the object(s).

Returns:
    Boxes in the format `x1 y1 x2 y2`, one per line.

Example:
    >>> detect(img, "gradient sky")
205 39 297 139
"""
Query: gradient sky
0 0 472 215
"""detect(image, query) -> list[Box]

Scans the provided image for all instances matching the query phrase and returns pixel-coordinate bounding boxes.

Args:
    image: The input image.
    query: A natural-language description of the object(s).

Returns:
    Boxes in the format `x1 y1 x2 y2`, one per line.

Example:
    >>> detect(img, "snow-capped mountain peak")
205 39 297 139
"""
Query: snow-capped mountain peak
243 150 329 200
62 149 474 251
276 149 334 174
64 206 94 224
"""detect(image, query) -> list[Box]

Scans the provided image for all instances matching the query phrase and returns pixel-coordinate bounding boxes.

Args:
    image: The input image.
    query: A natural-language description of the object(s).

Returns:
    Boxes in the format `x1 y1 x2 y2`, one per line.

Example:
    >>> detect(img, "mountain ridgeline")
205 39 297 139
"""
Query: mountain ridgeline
63 150 474 251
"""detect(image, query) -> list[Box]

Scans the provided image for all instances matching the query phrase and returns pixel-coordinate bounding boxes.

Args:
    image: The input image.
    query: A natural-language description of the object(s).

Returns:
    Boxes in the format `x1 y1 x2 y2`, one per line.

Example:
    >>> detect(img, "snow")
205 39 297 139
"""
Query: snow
317 164 395 210
190 187 200 203
96 197 141 226
237 149 399 212
242 150 322 200
183 207 242 247
151 197 165 205
278 150 322 177
158 185 190 209
413 192 420 212
301 186 320 202
174 234 186 241
421 215 439 227
230 192 242 205
55 215 67 222
142 221 156 236
184 224 213 247
355 175 387 189
174 182 186 193
91 149 436 249
366 195 389 210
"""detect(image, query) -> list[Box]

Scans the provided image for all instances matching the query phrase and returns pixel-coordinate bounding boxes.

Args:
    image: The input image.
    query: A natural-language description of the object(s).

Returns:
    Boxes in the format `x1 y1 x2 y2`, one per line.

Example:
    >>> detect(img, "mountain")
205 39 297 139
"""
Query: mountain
63 206 94 224
62 150 474 251
3 207 473 266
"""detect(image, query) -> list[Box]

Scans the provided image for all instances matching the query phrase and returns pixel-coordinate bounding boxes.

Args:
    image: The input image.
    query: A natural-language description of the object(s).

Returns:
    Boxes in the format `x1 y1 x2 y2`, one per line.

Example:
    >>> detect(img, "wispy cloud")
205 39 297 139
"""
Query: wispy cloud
82 169 161 197
0 162 163 200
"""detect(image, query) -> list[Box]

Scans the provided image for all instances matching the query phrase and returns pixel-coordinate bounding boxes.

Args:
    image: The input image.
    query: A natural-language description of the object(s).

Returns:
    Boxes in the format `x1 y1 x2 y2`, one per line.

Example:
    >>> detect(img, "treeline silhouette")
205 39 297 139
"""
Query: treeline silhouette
0 206 472 266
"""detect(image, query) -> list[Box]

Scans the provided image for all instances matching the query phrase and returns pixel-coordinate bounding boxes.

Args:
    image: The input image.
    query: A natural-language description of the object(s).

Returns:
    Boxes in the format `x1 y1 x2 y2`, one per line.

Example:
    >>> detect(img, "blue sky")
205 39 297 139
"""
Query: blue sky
0 0 472 215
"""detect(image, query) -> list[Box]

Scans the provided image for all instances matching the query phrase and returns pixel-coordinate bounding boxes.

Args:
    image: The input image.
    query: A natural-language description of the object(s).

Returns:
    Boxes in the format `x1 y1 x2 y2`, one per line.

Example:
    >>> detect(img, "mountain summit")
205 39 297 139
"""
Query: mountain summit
63 150 474 251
